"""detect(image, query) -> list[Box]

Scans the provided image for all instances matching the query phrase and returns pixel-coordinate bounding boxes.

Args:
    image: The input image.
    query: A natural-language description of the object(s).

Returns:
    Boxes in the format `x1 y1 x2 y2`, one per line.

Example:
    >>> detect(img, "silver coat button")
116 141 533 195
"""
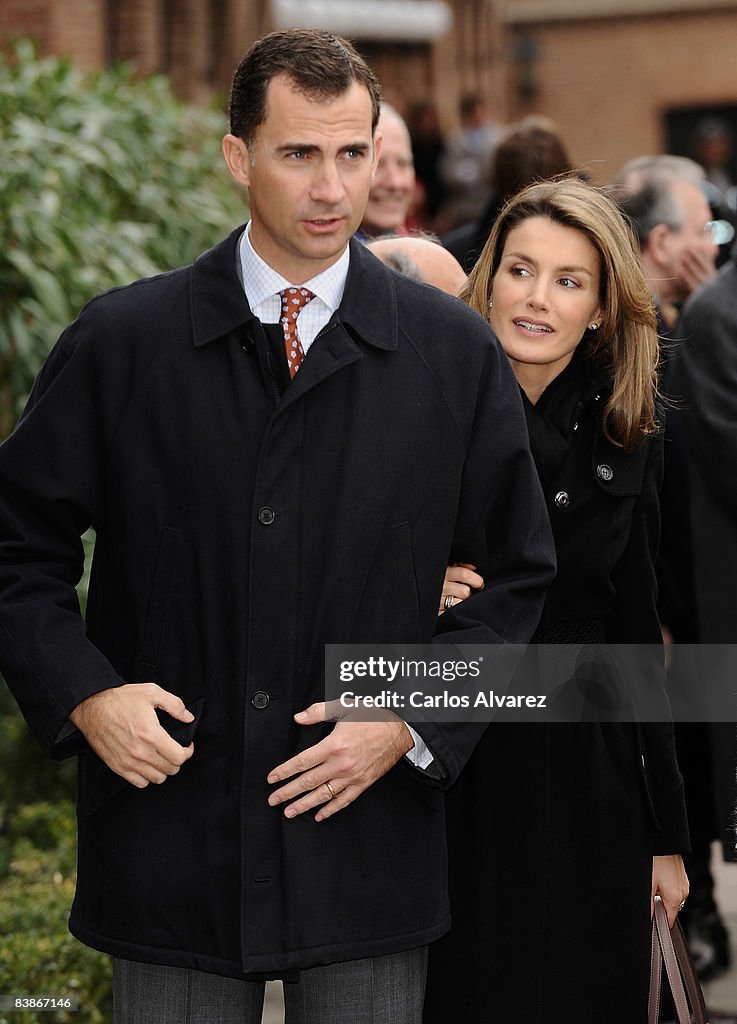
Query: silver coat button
596 464 613 482
554 491 570 508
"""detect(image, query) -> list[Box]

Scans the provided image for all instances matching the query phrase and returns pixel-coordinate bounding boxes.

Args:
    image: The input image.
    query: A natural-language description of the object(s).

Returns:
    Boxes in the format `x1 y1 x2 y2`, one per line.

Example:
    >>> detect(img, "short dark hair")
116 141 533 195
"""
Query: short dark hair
229 29 381 146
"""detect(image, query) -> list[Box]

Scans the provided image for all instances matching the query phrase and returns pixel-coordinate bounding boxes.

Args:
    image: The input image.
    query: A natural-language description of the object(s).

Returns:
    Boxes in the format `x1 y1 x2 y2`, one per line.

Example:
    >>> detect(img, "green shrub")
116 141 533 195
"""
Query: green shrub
0 39 244 437
0 704 76 809
0 801 112 1024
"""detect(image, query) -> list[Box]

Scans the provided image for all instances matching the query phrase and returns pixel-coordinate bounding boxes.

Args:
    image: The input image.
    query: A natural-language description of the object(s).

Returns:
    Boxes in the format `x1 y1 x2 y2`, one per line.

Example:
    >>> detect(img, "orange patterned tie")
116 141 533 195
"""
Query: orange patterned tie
280 287 315 377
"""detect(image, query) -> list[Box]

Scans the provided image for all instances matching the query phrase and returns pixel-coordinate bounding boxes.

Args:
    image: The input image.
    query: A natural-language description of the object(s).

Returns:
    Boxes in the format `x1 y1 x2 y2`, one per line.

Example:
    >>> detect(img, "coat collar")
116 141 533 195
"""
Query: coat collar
190 225 254 346
190 228 397 351
337 238 398 351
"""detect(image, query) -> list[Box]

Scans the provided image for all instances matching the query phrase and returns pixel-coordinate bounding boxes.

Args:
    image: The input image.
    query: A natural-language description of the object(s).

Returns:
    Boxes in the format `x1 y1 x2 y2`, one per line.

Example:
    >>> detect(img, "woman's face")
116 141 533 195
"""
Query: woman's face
490 216 603 385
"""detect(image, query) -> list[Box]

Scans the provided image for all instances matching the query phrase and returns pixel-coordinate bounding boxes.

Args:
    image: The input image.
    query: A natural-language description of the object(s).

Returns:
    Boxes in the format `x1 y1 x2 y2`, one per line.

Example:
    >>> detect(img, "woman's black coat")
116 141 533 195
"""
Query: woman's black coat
425 355 689 1024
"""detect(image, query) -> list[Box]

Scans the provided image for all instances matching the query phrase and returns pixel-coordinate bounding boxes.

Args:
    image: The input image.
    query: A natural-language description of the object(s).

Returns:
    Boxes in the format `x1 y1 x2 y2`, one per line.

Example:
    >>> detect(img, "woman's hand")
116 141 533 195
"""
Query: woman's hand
651 854 689 928
438 563 484 614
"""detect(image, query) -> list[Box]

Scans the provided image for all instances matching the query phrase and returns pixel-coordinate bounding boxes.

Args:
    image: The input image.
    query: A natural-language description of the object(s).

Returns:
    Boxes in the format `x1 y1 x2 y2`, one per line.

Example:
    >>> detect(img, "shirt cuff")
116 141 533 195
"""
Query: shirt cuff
404 725 435 770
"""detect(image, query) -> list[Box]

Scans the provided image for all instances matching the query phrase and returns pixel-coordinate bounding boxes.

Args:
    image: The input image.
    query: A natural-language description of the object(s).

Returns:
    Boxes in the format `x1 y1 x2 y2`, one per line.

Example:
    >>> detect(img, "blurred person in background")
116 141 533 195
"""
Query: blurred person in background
407 102 447 229
693 117 735 198
424 178 689 1024
668 249 737 978
444 115 577 273
356 103 416 240
438 92 503 230
617 154 733 980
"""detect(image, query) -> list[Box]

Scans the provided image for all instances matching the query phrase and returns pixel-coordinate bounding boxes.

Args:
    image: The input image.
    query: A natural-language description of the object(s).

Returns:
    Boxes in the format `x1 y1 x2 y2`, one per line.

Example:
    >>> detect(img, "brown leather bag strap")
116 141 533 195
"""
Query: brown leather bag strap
648 905 664 1024
648 896 710 1024
671 912 710 1023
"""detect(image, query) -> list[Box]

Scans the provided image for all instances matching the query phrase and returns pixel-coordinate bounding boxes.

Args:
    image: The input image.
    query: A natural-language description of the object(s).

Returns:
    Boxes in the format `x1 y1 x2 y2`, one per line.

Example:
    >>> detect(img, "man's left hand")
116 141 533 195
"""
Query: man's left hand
267 703 414 821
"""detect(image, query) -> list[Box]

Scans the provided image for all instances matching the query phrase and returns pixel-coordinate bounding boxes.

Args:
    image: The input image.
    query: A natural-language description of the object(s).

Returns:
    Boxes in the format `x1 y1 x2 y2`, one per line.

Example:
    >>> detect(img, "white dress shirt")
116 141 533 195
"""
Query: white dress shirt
239 223 347 351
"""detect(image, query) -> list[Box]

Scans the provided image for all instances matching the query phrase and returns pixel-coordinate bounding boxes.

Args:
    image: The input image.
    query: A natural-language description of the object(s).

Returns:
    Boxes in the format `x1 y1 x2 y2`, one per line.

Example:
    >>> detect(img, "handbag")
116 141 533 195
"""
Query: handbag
648 895 709 1024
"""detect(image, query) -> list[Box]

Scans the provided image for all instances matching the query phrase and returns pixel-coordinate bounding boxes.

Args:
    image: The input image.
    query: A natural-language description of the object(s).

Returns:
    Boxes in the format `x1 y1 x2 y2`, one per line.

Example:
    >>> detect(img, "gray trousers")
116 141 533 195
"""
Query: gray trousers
112 947 428 1024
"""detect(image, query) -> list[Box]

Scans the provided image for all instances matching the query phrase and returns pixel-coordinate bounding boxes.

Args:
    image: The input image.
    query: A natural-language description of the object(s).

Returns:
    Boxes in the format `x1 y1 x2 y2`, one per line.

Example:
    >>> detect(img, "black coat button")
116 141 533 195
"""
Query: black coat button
554 491 570 508
596 464 613 482
251 691 270 709
258 507 275 525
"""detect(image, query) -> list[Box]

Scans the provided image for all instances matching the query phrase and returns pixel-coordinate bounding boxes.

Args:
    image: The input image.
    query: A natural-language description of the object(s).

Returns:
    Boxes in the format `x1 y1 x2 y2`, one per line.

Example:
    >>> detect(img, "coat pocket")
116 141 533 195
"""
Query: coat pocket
137 527 181 671
390 522 421 644
77 695 205 816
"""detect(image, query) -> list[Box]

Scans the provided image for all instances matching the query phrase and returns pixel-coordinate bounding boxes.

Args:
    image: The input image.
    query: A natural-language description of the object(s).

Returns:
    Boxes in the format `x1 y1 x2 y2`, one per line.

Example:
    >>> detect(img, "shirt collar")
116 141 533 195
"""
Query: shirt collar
239 222 349 314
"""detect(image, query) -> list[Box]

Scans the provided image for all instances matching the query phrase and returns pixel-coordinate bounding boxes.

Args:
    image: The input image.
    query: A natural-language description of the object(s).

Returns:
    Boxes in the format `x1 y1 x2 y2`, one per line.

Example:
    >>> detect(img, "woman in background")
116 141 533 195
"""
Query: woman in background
424 179 689 1024
443 115 576 272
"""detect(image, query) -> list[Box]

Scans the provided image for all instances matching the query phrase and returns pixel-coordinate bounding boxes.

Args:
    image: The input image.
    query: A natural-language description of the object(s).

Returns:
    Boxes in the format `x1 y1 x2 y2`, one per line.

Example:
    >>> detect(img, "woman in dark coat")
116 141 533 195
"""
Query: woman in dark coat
424 179 690 1023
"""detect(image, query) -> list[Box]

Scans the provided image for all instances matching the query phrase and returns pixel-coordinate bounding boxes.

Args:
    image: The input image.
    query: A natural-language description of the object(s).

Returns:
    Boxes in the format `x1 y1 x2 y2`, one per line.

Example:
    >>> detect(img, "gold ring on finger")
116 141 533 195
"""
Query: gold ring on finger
325 781 337 800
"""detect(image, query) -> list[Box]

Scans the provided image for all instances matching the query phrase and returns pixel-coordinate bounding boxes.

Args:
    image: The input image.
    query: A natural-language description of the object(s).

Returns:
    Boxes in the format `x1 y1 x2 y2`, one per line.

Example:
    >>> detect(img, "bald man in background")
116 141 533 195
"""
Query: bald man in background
367 235 466 296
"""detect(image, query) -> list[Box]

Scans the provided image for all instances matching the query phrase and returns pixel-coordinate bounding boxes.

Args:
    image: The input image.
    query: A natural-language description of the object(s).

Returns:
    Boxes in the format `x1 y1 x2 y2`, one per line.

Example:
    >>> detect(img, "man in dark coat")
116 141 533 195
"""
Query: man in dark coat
670 240 737 642
670 242 737 869
617 160 736 977
0 29 555 1023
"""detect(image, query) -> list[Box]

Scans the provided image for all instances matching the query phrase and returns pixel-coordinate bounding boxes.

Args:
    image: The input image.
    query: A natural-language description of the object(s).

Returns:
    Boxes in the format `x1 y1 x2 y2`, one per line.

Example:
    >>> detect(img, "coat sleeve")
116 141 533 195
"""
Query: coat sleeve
606 435 689 854
414 334 557 785
0 303 127 759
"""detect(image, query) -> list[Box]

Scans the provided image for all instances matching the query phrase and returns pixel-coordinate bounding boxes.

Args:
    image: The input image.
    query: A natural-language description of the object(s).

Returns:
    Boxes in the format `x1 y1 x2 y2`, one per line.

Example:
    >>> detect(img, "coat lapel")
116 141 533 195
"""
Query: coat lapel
189 225 256 346
262 240 402 412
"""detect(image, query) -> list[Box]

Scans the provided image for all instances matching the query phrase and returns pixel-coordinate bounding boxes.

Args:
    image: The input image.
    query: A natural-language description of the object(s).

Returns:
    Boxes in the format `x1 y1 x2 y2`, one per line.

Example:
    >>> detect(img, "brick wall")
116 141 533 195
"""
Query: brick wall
51 0 106 69
503 8 737 182
111 0 163 75
0 0 106 68
0 0 54 53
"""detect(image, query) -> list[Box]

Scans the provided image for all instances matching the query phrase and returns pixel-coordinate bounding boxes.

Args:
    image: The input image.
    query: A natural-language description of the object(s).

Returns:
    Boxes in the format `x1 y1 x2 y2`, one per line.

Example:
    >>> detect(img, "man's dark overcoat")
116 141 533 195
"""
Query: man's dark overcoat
669 249 737 860
425 353 689 1024
671 246 737 645
0 231 555 977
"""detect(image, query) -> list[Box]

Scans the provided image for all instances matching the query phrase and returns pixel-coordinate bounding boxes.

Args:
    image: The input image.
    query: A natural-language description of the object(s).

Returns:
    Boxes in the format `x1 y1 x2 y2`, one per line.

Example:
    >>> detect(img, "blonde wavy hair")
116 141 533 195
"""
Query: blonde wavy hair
460 178 659 450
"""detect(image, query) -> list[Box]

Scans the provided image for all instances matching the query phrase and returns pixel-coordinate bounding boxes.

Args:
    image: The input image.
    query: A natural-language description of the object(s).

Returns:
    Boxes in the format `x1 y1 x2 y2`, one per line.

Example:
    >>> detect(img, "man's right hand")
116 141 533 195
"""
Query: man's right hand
69 683 195 788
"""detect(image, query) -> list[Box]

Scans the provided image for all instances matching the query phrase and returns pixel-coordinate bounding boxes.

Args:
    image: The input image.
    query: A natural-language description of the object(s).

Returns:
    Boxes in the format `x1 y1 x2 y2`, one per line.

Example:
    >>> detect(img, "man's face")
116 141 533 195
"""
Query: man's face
361 110 415 236
659 180 717 303
222 74 379 283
